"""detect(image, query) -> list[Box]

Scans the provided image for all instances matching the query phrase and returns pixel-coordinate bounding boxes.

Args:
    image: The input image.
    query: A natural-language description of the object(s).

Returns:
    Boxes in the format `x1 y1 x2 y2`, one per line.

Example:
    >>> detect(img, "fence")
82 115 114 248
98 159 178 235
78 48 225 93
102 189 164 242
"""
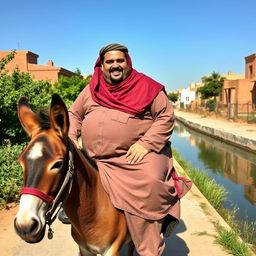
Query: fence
184 102 256 123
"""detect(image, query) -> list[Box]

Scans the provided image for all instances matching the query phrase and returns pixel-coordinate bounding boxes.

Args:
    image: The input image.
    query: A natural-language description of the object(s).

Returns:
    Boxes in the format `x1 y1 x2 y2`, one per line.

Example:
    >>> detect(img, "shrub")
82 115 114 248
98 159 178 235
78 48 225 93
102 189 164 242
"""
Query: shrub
0 69 52 144
0 141 24 206
0 52 91 145
206 99 216 112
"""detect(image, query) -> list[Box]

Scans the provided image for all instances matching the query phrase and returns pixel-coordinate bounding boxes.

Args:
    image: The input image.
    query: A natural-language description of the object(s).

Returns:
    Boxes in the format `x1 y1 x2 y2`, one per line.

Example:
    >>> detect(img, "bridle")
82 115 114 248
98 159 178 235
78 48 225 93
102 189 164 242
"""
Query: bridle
19 139 75 239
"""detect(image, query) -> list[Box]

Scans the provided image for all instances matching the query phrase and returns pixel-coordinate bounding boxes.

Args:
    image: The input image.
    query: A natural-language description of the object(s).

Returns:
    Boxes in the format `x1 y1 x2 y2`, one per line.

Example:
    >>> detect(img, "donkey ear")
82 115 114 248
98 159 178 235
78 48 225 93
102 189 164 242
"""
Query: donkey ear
18 97 41 137
50 94 69 136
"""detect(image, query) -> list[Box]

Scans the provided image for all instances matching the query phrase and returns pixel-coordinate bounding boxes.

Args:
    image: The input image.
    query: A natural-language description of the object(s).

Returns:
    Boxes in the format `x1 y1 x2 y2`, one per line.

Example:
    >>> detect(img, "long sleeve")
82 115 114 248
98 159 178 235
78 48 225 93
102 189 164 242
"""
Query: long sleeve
136 90 175 152
68 86 90 141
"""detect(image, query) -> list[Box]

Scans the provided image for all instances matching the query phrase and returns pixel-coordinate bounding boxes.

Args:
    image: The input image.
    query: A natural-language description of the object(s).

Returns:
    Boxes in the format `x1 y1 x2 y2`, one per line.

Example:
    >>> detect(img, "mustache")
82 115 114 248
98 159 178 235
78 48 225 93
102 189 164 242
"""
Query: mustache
110 67 123 72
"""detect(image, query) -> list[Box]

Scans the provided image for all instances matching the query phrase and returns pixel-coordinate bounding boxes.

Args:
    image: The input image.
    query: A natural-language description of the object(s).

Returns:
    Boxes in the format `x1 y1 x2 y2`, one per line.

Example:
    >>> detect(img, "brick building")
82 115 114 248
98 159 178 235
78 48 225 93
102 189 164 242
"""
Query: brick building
0 50 76 82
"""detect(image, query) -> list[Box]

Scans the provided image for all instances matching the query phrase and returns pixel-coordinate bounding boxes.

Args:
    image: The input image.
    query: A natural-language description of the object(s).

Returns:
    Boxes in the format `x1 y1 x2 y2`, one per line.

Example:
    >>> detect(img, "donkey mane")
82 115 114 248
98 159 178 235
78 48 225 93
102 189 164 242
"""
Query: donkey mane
36 108 98 171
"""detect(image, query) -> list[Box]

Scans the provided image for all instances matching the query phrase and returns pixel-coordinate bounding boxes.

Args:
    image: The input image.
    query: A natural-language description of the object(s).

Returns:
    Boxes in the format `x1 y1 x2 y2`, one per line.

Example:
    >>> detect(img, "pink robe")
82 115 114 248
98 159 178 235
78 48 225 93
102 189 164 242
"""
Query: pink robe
68 86 190 221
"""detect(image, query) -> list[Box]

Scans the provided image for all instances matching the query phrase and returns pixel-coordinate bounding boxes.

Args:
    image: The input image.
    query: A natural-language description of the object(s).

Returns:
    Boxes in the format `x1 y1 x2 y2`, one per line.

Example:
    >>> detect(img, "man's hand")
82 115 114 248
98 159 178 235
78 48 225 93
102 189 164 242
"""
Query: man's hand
126 143 150 164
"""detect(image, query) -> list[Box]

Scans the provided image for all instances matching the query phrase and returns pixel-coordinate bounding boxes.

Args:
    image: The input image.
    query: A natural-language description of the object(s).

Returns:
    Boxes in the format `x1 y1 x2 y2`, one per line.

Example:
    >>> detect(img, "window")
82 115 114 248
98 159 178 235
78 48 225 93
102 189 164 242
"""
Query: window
249 65 253 78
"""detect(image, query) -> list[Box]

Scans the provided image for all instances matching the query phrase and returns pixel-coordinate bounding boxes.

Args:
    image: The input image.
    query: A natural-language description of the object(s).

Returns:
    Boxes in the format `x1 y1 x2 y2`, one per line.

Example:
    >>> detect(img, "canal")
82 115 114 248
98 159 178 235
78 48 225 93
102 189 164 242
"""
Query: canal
172 121 256 223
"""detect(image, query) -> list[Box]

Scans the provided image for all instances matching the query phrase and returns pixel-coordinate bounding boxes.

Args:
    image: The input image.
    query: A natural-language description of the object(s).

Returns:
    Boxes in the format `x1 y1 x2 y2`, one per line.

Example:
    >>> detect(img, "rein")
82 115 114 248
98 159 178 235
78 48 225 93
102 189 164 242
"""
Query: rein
19 139 75 239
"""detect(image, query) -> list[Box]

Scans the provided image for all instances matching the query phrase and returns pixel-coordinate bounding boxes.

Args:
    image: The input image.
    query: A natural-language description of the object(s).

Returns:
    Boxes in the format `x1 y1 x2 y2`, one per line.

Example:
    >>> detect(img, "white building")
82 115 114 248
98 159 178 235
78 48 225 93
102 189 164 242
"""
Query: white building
178 88 196 109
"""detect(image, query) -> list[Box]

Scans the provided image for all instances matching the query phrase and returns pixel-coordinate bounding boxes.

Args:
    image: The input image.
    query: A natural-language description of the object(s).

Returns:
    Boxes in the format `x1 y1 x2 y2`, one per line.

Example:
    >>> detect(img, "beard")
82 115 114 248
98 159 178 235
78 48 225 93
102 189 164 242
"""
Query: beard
110 75 124 84
110 67 124 84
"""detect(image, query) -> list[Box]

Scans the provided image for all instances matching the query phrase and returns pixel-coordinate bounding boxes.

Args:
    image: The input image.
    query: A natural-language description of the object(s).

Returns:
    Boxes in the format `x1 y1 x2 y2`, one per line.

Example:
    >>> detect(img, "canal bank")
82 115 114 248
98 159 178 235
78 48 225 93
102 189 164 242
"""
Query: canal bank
174 110 256 153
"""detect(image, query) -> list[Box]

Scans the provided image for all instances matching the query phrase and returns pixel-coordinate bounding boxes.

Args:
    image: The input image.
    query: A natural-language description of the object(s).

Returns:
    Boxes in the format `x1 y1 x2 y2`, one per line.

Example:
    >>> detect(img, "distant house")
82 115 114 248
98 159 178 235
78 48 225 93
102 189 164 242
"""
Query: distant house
0 50 76 83
222 54 256 105
177 88 196 109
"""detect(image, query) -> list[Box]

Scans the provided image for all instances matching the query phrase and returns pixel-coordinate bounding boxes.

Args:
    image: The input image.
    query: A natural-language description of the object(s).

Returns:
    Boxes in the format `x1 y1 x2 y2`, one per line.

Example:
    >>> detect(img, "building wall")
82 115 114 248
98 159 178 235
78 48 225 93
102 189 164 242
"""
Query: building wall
29 69 59 82
0 51 32 72
237 80 254 104
225 71 245 80
0 50 75 83
178 88 196 108
223 79 253 104
221 54 256 105
245 54 256 80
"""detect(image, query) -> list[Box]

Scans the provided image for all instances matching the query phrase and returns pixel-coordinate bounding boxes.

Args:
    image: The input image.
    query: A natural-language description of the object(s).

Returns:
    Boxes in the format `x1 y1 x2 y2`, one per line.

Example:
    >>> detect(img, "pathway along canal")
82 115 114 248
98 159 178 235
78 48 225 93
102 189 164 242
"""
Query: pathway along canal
172 121 256 223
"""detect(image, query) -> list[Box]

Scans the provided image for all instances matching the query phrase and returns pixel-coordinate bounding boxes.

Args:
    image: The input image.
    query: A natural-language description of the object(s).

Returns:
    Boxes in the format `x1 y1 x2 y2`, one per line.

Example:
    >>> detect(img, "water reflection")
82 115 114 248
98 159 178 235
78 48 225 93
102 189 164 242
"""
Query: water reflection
173 121 256 222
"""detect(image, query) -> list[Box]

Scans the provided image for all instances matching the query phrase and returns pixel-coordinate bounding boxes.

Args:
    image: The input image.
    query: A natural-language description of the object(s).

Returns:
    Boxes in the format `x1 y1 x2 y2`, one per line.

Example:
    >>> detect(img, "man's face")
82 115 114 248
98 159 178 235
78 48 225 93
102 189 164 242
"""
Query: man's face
102 50 131 85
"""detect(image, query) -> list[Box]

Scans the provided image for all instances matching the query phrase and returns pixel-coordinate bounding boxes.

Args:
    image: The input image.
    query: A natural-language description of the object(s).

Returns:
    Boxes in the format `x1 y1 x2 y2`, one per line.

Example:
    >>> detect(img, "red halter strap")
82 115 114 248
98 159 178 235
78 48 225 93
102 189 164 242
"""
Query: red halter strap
20 187 54 205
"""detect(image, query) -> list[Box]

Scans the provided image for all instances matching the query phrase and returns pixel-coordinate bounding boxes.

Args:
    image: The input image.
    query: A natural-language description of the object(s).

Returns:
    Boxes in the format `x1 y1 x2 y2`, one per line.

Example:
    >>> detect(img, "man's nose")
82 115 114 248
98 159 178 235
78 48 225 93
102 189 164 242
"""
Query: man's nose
112 61 119 68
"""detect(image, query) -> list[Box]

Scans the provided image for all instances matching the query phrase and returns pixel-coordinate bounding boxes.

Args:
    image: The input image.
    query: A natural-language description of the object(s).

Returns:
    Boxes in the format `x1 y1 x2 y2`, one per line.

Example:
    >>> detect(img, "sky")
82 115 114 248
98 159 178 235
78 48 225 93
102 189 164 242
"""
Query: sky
2 0 256 91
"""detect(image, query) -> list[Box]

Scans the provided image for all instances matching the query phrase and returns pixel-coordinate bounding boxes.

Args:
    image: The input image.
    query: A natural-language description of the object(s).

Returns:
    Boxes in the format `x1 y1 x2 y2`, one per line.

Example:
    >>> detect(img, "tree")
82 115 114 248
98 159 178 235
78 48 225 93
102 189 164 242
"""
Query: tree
50 69 91 108
0 50 91 144
197 72 225 100
0 69 52 144
0 52 52 144
167 92 179 103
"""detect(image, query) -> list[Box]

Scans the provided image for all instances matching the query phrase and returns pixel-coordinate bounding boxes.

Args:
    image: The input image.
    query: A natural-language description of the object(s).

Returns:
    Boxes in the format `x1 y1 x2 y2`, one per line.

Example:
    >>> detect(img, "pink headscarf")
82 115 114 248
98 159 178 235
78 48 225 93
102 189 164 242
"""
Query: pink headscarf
90 53 164 116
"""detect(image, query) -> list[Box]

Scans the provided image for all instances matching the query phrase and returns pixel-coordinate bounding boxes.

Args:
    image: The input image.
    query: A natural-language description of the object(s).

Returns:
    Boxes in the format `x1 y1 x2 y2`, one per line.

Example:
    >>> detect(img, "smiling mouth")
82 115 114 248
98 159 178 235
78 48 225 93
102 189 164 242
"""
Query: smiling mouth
111 70 122 76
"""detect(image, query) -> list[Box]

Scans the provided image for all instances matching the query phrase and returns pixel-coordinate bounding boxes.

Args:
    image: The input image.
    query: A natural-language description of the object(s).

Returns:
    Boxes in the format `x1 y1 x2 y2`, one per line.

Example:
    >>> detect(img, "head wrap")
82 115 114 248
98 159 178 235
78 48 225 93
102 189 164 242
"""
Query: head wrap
89 44 164 116
99 43 128 59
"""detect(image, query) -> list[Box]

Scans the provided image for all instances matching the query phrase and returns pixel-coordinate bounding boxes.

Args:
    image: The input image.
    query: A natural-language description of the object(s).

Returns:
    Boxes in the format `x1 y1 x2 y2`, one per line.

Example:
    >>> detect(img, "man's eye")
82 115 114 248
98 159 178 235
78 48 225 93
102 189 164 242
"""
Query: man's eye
105 60 113 64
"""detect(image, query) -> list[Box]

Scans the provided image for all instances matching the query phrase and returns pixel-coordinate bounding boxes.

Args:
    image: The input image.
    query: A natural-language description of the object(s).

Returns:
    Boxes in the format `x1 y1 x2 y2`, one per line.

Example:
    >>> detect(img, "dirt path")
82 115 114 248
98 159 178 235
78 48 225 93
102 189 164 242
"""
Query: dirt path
0 204 78 256
0 204 21 256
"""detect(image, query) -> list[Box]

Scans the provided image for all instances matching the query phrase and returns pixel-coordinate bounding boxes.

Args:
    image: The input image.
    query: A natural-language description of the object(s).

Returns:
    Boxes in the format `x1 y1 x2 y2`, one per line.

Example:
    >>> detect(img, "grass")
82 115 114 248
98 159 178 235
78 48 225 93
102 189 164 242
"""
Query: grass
186 168 228 209
193 231 212 237
173 148 256 255
215 225 252 256
173 148 227 209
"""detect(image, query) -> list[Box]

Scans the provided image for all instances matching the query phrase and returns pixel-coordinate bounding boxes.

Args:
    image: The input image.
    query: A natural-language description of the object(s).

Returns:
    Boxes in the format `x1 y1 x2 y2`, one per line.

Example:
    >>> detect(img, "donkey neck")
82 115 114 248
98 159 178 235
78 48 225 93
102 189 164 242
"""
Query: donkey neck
70 140 99 188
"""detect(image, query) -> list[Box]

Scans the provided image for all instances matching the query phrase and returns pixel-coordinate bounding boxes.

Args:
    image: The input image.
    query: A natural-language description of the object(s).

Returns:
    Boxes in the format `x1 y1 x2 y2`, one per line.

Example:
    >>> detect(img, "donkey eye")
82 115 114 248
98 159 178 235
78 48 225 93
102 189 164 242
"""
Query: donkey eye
50 160 63 170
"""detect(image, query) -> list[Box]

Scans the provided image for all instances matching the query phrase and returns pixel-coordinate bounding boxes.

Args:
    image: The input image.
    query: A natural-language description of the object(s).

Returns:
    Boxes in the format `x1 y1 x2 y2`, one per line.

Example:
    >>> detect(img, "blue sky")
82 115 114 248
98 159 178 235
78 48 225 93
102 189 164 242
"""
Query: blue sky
2 0 256 91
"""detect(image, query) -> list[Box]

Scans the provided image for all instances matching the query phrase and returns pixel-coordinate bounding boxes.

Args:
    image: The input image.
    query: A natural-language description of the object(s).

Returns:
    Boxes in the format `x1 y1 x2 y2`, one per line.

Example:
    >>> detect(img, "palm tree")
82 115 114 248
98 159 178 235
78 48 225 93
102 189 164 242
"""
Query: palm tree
198 72 225 100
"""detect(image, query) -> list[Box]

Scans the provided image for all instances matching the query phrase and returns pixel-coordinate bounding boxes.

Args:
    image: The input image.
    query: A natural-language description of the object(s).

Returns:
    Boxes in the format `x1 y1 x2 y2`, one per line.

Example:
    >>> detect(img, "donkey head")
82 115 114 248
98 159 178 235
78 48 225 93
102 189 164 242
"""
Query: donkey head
14 94 70 243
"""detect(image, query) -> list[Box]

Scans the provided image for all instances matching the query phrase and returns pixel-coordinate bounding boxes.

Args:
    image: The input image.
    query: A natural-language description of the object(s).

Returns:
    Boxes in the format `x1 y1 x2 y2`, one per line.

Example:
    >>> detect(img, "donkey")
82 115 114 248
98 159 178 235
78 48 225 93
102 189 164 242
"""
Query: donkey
14 94 133 256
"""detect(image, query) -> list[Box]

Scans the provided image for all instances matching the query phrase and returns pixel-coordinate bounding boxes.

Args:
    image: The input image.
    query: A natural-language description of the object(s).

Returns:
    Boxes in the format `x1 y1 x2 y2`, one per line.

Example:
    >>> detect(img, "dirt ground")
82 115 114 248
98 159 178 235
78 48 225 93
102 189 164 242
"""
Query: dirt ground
0 203 21 256
0 203 78 256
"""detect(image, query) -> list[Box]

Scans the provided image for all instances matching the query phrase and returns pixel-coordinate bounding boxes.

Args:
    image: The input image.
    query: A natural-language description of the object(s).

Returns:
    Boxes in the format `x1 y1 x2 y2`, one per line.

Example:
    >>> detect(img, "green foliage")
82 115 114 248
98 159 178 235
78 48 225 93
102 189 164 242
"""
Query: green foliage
215 225 252 256
239 220 256 249
198 72 225 100
0 69 52 144
167 92 179 103
0 50 16 71
0 62 90 145
0 54 91 207
0 141 24 205
206 99 216 112
173 148 228 208
188 168 228 209
50 69 91 108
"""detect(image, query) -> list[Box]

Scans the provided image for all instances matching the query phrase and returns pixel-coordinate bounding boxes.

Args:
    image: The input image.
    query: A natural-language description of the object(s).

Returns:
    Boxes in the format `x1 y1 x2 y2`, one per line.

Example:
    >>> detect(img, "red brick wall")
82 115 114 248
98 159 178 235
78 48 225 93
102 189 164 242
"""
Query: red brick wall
0 50 75 83
0 51 29 72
